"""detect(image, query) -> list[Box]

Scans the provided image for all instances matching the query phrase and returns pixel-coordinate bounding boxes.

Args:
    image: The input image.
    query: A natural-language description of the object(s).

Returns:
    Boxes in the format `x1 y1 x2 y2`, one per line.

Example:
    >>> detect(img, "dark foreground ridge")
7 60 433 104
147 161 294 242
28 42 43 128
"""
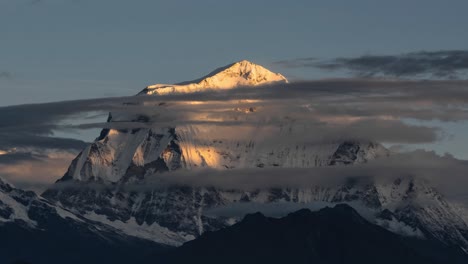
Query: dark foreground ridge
1 175 467 264
164 204 468 264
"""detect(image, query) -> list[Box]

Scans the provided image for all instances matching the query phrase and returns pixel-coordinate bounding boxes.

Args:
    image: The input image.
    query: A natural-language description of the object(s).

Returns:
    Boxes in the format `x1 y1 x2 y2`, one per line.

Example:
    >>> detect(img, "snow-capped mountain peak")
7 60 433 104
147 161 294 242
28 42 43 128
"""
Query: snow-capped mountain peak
141 60 288 95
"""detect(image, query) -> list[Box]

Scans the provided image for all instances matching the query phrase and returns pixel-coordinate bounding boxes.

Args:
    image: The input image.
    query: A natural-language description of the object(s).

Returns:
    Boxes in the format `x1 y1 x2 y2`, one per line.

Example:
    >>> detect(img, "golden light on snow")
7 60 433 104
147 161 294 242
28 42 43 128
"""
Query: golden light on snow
238 99 261 103
186 101 205 105
144 60 287 95
179 144 221 168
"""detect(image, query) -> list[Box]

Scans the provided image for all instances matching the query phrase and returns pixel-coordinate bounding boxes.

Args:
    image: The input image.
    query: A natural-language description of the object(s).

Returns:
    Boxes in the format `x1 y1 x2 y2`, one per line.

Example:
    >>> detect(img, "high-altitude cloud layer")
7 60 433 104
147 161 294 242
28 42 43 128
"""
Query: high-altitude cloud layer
2 78 468 152
1 77 468 191
276 50 468 79
3 79 468 136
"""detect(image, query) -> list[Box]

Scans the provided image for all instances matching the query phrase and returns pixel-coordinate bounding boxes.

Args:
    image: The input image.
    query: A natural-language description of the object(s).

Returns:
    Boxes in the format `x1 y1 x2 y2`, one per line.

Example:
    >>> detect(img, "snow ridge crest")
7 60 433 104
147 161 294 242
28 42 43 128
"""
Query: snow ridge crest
142 60 288 95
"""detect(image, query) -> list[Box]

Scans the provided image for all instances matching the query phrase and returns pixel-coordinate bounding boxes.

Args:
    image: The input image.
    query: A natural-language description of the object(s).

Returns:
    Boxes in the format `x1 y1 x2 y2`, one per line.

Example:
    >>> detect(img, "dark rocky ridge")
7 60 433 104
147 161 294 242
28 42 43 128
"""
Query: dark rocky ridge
166 204 468 264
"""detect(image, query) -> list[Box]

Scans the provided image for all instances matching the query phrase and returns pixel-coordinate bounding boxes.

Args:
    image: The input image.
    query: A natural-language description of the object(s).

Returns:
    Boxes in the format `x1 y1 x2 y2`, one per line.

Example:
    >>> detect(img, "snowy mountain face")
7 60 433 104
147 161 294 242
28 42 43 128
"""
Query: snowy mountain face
0 178 166 264
140 60 288 95
42 61 468 252
0 177 40 227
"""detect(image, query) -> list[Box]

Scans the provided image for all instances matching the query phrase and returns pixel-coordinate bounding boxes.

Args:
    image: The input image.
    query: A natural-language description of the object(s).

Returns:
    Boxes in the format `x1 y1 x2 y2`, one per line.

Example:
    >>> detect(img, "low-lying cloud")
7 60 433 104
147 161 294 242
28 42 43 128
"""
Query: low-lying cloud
1 79 466 148
138 150 467 190
48 150 468 206
2 73 468 192
0 149 78 192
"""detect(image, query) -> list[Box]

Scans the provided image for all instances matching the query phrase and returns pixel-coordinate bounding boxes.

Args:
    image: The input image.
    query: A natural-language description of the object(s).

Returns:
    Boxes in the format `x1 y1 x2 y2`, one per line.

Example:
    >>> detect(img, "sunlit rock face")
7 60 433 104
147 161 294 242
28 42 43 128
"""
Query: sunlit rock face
43 61 468 252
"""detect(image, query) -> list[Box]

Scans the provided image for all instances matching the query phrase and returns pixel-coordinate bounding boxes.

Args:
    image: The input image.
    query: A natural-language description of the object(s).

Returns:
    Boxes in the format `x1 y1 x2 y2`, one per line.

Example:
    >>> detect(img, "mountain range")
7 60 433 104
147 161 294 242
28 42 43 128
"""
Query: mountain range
1 60 468 263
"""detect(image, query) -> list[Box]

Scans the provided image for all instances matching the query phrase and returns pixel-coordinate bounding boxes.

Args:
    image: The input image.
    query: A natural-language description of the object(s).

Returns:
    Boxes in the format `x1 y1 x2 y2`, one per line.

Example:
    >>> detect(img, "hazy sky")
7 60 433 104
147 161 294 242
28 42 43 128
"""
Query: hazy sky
2 0 468 106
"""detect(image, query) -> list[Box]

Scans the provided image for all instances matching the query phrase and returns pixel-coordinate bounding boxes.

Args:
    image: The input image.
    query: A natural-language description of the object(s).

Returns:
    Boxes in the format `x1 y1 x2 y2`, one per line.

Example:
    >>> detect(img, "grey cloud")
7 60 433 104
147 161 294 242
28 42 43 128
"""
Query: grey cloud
304 119 440 144
162 150 468 203
48 150 468 204
277 50 468 79
1 78 468 151
67 104 440 144
0 71 13 80
0 148 79 193
0 133 87 151
0 152 40 165
274 57 318 68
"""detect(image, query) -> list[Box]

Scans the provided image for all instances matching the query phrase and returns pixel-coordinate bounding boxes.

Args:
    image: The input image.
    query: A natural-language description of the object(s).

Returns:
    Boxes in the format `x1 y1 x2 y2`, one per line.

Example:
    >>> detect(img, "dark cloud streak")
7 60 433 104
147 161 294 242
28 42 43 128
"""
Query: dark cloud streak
0 71 13 80
0 152 40 165
276 50 468 79
1 78 467 149
0 133 87 151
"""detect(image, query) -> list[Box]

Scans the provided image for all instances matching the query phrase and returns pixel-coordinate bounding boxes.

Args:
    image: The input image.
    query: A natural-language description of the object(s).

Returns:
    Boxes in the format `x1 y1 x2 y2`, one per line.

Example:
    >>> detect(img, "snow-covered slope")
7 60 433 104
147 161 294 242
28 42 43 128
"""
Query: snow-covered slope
42 61 468 252
44 172 468 251
0 177 169 264
0 177 116 235
140 60 287 95
59 126 389 184
0 178 40 227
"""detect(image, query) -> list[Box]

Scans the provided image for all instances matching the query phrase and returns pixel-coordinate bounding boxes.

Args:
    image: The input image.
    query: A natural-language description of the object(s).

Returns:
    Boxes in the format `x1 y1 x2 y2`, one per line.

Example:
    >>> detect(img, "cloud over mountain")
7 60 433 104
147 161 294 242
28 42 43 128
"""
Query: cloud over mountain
1 61 468 192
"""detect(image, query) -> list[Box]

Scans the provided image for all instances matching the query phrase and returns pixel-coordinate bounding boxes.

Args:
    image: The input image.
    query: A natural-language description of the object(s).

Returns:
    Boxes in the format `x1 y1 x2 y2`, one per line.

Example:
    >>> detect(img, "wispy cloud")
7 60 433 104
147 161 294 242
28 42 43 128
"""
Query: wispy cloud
2 78 468 191
0 133 87 150
0 149 78 192
2 78 468 148
274 57 318 68
276 50 468 79
0 71 13 80
48 150 468 204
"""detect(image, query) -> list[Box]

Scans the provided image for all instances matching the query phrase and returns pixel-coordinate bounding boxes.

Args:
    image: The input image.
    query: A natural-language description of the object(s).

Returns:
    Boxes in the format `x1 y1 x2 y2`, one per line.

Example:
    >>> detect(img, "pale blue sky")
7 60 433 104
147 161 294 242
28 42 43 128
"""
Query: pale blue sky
1 0 468 158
